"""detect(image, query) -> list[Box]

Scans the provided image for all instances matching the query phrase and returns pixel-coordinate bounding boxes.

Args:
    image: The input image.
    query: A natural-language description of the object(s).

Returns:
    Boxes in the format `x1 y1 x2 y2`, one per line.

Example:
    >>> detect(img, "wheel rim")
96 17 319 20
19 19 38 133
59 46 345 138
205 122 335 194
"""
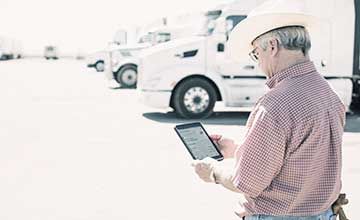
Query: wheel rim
183 87 210 114
121 69 137 86
95 62 105 71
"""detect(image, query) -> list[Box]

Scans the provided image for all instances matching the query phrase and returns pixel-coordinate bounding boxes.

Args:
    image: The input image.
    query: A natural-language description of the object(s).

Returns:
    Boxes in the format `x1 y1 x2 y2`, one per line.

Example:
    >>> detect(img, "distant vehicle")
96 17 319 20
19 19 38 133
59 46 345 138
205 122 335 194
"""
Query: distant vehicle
86 29 128 72
86 51 107 72
107 43 150 88
0 37 22 60
44 46 58 59
0 37 13 60
106 24 200 88
12 40 23 59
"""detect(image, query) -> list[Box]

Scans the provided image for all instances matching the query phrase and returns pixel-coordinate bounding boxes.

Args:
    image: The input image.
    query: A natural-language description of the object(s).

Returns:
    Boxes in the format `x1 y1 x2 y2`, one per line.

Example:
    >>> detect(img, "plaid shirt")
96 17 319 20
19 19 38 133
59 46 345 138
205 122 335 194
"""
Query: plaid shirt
232 61 346 217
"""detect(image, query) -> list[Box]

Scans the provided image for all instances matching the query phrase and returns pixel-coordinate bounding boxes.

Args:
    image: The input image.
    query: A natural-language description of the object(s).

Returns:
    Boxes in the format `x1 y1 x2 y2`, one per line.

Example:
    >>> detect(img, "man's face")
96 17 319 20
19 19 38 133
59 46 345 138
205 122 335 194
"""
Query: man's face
250 38 278 78
251 42 269 77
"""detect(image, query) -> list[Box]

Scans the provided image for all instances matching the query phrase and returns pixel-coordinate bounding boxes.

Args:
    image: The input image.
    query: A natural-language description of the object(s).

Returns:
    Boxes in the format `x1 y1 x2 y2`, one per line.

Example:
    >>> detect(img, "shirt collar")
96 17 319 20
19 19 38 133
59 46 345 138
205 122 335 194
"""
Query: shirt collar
265 61 316 89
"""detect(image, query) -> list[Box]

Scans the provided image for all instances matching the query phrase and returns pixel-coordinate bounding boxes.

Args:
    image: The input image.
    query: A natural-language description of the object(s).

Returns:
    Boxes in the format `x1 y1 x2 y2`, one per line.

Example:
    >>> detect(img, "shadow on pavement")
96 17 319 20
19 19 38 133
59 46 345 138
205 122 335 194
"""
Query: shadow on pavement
143 111 250 126
144 110 360 132
345 110 360 133
109 86 136 90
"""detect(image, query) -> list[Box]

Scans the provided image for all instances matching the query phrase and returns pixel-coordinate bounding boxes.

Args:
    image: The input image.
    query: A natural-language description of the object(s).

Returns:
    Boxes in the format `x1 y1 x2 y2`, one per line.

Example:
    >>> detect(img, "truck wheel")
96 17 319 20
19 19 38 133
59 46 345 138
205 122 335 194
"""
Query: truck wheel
95 61 105 72
115 65 137 88
173 78 217 119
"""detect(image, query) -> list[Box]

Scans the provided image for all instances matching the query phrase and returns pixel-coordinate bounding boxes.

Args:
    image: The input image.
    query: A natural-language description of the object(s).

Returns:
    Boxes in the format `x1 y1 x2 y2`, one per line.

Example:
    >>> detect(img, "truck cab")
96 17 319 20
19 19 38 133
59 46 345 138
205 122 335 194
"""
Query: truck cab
106 24 199 88
137 1 267 118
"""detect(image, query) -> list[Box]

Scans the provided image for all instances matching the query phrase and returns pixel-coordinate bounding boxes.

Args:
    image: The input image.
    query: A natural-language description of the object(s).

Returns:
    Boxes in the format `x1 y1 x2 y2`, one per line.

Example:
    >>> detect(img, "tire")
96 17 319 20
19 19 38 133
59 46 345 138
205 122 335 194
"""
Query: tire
94 60 105 72
172 77 217 119
115 65 137 88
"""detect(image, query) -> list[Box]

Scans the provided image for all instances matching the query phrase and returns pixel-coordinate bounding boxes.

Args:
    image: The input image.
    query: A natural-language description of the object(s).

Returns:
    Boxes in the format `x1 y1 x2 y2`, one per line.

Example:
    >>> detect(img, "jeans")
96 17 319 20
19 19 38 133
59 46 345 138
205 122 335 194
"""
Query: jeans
244 208 336 220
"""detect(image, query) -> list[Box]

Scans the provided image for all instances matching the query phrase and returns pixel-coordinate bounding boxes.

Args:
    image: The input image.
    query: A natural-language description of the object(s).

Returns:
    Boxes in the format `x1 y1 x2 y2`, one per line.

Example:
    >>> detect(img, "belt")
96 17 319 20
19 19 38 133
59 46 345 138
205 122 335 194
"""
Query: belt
243 193 349 220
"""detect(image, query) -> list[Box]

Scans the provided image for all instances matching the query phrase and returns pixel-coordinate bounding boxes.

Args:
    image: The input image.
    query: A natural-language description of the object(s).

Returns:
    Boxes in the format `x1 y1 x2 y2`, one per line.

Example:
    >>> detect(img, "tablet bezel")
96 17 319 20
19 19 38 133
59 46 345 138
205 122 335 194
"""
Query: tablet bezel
174 122 224 161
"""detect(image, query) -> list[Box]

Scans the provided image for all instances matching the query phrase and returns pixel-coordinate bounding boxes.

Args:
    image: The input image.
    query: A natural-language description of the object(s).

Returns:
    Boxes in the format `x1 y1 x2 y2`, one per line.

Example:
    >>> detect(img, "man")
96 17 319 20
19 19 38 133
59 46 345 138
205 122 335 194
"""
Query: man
191 0 346 219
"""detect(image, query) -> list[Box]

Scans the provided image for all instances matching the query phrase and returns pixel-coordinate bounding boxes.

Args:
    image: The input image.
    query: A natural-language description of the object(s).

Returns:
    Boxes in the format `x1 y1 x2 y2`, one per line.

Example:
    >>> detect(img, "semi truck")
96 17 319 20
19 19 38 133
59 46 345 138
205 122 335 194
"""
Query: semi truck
106 24 202 88
137 0 360 118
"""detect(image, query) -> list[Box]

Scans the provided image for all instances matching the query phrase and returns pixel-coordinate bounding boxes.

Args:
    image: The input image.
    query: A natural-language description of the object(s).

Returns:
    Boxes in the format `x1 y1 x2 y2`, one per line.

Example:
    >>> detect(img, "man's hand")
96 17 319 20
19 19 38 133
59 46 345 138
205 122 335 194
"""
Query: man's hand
191 157 218 183
210 134 237 158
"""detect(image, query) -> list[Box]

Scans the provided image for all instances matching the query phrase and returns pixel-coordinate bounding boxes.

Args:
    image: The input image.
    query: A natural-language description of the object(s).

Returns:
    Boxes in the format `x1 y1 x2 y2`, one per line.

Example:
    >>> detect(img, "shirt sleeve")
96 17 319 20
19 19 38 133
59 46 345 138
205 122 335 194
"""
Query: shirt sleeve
232 105 287 198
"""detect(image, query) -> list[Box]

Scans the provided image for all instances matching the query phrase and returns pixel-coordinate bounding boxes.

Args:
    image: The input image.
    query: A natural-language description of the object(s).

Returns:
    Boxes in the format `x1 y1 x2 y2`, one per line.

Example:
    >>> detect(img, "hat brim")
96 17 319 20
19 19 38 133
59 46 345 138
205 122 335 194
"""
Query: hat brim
226 13 322 62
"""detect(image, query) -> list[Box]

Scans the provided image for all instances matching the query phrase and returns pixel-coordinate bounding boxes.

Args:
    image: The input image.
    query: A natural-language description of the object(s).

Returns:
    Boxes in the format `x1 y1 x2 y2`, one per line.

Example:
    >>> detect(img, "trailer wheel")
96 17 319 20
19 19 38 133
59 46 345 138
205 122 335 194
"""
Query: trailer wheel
172 77 217 119
94 60 105 72
115 65 137 88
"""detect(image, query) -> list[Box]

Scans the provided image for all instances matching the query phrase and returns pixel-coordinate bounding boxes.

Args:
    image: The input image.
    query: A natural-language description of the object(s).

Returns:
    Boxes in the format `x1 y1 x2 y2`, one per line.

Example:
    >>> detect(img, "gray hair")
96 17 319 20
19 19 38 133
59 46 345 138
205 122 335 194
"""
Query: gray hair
254 26 311 56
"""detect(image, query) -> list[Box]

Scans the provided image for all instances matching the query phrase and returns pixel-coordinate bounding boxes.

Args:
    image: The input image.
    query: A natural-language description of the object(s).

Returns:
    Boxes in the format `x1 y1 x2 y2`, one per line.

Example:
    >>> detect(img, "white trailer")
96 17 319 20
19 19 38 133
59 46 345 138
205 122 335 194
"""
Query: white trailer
137 0 358 118
0 37 14 60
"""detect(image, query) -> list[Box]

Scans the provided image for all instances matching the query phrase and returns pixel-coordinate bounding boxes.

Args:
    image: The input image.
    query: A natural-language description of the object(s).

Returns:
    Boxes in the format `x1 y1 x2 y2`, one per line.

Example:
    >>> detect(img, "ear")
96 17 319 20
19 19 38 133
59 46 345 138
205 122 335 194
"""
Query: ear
269 39 279 56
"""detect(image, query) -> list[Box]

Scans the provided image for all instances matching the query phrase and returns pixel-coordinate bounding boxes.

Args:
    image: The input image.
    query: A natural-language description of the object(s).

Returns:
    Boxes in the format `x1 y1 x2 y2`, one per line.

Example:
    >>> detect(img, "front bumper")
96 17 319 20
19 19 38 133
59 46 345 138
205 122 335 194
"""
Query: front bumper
138 89 172 109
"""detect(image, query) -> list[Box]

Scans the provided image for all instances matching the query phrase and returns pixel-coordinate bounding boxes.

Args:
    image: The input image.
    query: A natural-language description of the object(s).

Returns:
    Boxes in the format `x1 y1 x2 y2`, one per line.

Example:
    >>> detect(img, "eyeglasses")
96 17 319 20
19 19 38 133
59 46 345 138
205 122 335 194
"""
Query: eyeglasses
249 47 259 62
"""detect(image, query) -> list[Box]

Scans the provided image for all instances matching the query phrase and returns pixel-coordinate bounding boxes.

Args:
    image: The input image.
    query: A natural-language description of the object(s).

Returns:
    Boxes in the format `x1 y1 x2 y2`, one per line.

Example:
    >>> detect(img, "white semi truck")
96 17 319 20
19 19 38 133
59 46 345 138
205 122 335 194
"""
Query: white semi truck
106 24 202 88
137 0 359 118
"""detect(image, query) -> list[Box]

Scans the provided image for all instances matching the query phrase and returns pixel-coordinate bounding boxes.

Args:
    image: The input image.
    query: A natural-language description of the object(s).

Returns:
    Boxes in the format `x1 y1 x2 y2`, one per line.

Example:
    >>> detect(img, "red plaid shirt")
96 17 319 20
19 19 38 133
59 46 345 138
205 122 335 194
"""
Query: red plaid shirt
232 61 345 217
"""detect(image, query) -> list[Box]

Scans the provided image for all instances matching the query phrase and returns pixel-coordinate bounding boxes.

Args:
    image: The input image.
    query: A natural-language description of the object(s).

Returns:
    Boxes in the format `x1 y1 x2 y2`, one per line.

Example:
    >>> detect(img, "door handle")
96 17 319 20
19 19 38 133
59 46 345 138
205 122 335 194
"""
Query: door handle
174 53 183 58
243 65 255 70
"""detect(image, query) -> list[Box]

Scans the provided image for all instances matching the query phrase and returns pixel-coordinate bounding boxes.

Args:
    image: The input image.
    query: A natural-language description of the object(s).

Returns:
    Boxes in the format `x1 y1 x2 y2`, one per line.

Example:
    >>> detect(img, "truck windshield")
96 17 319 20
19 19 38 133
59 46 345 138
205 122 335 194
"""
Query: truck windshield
197 10 222 36
155 33 171 43
137 32 171 45
137 32 154 44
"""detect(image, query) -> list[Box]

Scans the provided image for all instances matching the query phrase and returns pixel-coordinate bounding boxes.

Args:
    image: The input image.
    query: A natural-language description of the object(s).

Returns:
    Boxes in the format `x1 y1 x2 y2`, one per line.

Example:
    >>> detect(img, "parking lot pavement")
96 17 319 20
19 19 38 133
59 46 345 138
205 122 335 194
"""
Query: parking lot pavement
0 59 359 220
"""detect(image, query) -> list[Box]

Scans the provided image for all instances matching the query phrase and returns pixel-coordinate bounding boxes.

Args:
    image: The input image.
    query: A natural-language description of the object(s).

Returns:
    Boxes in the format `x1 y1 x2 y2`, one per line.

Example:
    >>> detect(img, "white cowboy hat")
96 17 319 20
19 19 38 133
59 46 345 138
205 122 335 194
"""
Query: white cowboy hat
227 0 322 61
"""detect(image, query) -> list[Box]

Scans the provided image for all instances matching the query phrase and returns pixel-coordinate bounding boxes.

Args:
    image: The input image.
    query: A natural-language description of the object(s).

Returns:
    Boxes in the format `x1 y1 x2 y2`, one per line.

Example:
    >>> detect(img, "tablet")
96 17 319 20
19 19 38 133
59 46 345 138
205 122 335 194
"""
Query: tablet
174 122 223 161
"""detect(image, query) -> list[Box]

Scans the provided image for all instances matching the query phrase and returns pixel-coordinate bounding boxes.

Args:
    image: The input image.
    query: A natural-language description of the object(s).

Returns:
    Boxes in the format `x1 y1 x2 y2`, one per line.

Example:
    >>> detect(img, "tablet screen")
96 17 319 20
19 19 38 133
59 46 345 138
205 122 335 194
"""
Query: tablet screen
175 123 223 160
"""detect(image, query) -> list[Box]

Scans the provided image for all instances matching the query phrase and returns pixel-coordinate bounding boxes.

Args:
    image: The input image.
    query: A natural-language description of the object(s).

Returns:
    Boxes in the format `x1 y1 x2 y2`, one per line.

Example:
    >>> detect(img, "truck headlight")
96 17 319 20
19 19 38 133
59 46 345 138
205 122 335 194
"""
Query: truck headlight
145 76 161 88
112 58 119 66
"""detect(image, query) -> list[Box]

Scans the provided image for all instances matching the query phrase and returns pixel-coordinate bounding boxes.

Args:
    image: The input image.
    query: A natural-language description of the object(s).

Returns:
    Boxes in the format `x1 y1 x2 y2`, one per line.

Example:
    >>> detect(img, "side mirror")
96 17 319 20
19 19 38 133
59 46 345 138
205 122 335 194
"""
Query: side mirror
226 20 234 33
207 20 216 34
217 43 224 52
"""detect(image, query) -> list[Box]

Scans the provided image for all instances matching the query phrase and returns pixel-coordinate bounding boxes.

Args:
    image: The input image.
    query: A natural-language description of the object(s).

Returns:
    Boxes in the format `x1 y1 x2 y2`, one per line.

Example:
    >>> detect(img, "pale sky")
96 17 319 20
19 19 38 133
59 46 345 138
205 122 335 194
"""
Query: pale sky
0 0 230 55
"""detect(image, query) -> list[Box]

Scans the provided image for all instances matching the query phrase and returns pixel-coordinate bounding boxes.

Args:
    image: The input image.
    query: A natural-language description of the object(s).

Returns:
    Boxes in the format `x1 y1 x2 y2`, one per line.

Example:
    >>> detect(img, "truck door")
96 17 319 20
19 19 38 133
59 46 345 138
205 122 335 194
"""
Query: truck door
218 15 267 107
353 0 360 106
354 0 360 76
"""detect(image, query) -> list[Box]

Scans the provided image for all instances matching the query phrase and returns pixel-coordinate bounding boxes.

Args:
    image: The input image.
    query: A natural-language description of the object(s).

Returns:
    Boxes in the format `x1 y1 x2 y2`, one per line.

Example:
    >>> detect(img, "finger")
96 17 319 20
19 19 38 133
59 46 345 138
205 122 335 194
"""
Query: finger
191 160 200 167
210 134 222 141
